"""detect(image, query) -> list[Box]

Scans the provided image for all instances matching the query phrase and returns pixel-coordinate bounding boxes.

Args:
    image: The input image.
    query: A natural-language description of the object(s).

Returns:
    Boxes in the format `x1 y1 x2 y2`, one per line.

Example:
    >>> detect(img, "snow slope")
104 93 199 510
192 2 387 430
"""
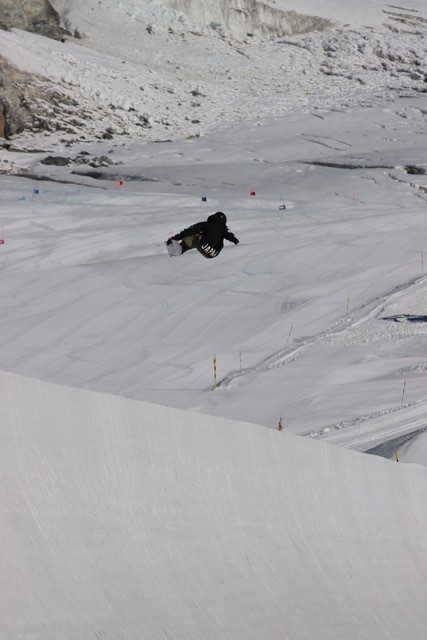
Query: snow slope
1 3 427 636
1 95 427 456
0 0 427 463
274 0 427 26
2 370 427 640
1 0 426 145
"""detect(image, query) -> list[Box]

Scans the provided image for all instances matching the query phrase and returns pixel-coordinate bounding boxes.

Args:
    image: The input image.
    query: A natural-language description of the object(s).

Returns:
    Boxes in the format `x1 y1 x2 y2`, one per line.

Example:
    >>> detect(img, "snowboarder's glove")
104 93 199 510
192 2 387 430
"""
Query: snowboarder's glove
231 237 239 245
166 238 172 245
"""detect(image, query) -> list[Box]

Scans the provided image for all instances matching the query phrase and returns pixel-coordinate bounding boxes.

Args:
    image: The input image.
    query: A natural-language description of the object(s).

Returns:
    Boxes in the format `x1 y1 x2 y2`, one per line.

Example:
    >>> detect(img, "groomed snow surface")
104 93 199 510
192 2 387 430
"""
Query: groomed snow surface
2 97 427 639
2 99 427 461
1 0 427 638
2 370 427 640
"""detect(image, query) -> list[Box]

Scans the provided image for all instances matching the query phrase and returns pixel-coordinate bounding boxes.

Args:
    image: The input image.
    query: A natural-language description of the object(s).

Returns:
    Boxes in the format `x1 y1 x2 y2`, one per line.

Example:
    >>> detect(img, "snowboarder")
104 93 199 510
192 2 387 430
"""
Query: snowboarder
166 211 239 258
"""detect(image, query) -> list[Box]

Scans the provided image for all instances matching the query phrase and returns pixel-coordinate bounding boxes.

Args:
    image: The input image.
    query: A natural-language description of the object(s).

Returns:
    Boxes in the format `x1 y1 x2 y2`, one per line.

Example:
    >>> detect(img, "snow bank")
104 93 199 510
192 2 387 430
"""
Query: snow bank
2 370 427 639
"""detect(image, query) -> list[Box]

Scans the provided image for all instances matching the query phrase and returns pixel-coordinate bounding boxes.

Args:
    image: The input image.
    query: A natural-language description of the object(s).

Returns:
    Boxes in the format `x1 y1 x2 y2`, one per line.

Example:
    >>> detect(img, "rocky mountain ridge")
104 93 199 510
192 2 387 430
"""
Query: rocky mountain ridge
0 0 64 40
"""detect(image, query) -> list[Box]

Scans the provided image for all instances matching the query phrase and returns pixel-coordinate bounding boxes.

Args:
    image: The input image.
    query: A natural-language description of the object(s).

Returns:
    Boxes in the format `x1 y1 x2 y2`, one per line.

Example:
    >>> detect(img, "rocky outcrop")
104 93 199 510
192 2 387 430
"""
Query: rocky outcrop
0 58 32 138
0 102 5 138
0 56 82 139
0 0 65 41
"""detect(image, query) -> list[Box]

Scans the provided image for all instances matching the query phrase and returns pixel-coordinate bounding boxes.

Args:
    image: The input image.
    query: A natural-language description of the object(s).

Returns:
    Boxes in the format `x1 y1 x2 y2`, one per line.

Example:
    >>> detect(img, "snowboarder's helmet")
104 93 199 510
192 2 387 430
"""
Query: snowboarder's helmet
216 211 227 224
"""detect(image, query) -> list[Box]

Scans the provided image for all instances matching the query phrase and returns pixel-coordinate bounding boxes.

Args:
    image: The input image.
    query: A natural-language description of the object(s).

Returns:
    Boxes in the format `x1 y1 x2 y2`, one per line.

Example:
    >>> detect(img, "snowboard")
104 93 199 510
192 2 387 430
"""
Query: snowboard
166 239 183 257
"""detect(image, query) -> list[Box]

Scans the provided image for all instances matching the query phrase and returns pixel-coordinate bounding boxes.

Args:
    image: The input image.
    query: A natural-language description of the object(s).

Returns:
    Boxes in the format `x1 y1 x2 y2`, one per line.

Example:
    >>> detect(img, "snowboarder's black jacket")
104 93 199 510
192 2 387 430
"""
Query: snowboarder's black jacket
172 211 239 258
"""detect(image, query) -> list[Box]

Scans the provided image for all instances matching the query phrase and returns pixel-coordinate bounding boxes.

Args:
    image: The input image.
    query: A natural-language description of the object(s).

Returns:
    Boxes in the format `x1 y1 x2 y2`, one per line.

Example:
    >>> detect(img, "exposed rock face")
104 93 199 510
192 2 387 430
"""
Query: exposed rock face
0 102 5 138
0 0 64 40
0 56 82 139
0 58 32 138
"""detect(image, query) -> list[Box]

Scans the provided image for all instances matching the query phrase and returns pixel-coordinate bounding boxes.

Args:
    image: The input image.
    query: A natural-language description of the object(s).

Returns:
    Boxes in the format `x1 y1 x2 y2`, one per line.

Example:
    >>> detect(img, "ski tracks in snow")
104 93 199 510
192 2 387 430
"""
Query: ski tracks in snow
217 274 427 449
308 400 427 453
217 275 426 389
